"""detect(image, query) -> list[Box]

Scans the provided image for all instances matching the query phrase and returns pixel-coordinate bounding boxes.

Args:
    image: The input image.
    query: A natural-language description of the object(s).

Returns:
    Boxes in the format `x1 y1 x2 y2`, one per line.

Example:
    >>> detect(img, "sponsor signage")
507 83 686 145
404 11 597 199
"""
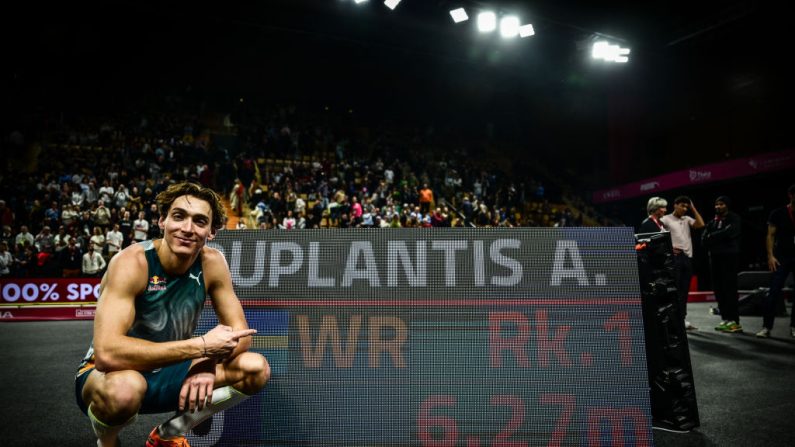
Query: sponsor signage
0 278 100 304
0 278 100 321
593 148 795 203
0 305 96 321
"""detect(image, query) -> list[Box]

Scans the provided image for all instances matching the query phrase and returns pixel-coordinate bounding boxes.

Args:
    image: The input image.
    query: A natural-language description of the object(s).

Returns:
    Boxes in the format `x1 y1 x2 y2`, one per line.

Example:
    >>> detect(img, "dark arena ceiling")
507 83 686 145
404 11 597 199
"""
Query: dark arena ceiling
5 1 793 178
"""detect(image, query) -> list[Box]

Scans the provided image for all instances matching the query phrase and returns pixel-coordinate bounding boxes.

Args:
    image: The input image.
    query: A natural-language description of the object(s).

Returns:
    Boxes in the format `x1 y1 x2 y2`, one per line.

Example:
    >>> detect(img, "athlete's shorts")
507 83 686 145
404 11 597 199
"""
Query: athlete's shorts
75 360 192 415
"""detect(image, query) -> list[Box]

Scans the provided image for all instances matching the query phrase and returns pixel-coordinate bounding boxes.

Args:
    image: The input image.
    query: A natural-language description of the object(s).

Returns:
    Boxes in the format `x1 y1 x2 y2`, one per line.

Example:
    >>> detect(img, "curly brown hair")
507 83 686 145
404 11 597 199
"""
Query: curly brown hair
155 182 226 231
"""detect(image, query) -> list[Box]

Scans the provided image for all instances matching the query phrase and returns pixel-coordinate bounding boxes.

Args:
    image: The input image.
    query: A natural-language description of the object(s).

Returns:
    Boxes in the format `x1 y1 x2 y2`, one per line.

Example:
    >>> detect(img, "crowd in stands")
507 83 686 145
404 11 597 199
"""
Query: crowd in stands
1 104 606 278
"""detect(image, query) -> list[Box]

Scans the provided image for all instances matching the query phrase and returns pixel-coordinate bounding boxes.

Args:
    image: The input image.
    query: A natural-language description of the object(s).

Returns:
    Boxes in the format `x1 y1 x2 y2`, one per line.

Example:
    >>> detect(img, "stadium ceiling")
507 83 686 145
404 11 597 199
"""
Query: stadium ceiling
208 1 771 68
7 0 789 111
18 1 777 72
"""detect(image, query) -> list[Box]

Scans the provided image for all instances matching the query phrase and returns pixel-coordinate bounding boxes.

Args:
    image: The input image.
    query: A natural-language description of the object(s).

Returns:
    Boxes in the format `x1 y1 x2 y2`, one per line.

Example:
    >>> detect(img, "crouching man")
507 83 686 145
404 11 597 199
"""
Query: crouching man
75 182 269 446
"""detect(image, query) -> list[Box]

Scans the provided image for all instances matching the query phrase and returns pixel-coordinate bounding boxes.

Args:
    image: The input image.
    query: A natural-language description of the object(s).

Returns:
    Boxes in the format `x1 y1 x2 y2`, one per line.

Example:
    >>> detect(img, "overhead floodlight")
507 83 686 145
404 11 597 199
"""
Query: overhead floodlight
354 0 368 4
450 8 468 23
384 0 400 10
477 11 497 33
614 47 630 63
518 24 535 38
592 41 631 63
500 16 520 38
592 41 609 58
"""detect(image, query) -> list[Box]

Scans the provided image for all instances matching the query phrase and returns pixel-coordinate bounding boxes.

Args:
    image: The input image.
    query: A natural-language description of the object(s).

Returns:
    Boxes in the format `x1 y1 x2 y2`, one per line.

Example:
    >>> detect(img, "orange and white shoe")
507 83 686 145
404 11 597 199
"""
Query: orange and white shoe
146 427 190 447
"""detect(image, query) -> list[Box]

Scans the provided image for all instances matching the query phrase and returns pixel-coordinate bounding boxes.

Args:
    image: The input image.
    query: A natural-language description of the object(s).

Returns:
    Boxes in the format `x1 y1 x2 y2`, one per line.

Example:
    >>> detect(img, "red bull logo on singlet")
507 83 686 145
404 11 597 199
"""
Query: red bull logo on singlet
147 275 168 292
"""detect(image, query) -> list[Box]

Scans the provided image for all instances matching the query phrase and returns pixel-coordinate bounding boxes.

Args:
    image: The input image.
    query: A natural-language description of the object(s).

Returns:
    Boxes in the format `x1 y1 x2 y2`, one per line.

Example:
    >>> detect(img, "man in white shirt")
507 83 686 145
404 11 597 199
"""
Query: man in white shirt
15 225 35 248
81 244 107 277
661 196 705 331
98 179 115 204
105 223 124 259
133 211 149 243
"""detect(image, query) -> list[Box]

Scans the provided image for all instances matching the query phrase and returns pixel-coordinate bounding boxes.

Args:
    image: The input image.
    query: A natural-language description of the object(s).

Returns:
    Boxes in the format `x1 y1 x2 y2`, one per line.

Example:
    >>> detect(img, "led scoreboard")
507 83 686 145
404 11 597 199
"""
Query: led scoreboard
190 228 652 446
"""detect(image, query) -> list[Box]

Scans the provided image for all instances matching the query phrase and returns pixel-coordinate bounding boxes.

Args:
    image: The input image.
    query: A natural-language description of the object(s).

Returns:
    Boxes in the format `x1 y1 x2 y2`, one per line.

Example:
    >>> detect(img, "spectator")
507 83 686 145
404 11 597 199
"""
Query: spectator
15 225 35 248
281 210 297 230
105 223 124 260
350 196 363 222
431 207 446 227
418 183 434 214
144 202 159 221
1 225 13 247
113 184 130 209
54 225 71 253
70 184 86 208
294 194 306 216
59 238 83 277
92 199 112 230
118 210 133 248
756 184 795 338
639 197 668 233
230 178 245 216
128 185 143 213
61 204 80 230
81 244 106 277
0 241 13 277
34 226 56 254
296 212 307 230
84 180 98 206
44 201 60 229
98 179 114 204
14 244 36 277
89 226 106 254
36 249 57 277
147 204 161 239
133 210 149 243
702 195 743 333
77 210 93 237
0 200 14 229
661 196 705 331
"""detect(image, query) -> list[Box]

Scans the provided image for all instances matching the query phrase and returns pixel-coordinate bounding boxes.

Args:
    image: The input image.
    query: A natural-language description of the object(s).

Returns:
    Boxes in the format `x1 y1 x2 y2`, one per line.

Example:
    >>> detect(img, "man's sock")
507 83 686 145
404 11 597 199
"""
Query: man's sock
88 404 136 447
157 386 251 438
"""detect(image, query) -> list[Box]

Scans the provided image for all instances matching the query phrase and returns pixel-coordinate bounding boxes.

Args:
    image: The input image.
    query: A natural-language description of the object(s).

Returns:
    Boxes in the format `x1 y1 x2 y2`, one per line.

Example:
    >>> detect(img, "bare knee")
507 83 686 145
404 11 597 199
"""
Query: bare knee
236 352 270 394
87 370 147 423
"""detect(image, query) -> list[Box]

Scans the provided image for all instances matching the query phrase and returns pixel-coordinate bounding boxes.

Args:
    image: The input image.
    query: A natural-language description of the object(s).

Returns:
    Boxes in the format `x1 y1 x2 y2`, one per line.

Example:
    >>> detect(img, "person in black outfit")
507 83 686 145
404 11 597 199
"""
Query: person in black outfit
702 195 743 333
58 238 83 278
756 184 795 338
638 197 668 233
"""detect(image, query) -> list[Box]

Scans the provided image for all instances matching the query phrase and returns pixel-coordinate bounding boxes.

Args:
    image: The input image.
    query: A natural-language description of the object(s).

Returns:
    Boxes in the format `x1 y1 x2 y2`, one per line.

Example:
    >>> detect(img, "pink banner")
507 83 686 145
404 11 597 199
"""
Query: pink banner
0 277 100 304
593 149 795 204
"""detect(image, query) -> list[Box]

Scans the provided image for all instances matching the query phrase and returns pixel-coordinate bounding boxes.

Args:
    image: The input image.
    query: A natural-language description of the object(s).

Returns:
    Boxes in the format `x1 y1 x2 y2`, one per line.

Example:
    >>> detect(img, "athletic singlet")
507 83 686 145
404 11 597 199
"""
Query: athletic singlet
76 239 206 375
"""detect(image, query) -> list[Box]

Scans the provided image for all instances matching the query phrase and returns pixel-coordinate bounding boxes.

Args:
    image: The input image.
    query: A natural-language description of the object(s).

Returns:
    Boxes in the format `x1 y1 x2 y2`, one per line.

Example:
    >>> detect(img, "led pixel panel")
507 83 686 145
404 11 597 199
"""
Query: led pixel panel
191 228 652 446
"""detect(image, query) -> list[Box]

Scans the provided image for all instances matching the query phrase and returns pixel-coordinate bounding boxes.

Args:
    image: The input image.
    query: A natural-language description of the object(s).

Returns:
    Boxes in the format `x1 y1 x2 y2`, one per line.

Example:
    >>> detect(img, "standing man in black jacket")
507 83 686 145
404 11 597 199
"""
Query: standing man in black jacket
702 195 743 333
756 184 795 338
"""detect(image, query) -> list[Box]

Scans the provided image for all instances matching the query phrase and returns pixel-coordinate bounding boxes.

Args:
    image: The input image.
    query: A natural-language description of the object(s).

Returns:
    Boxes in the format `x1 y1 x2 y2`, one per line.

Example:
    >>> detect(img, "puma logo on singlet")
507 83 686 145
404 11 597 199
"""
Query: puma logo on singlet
189 271 202 286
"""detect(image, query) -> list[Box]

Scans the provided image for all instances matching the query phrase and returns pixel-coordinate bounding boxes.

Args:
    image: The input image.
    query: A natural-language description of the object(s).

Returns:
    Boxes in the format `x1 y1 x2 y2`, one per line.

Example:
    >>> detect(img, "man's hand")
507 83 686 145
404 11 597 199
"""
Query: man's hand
203 324 257 361
769 255 780 272
179 360 216 412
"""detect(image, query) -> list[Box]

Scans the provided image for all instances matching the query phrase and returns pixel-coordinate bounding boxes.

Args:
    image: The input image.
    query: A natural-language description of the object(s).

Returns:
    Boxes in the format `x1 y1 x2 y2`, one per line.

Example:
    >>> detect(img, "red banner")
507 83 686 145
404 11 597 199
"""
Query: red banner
0 278 100 304
593 148 795 203
0 305 96 321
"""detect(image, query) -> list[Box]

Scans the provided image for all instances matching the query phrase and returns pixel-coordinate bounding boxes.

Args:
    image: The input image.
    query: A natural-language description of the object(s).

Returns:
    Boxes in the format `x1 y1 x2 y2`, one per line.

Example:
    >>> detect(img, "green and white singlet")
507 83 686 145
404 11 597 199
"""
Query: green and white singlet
75 240 208 414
